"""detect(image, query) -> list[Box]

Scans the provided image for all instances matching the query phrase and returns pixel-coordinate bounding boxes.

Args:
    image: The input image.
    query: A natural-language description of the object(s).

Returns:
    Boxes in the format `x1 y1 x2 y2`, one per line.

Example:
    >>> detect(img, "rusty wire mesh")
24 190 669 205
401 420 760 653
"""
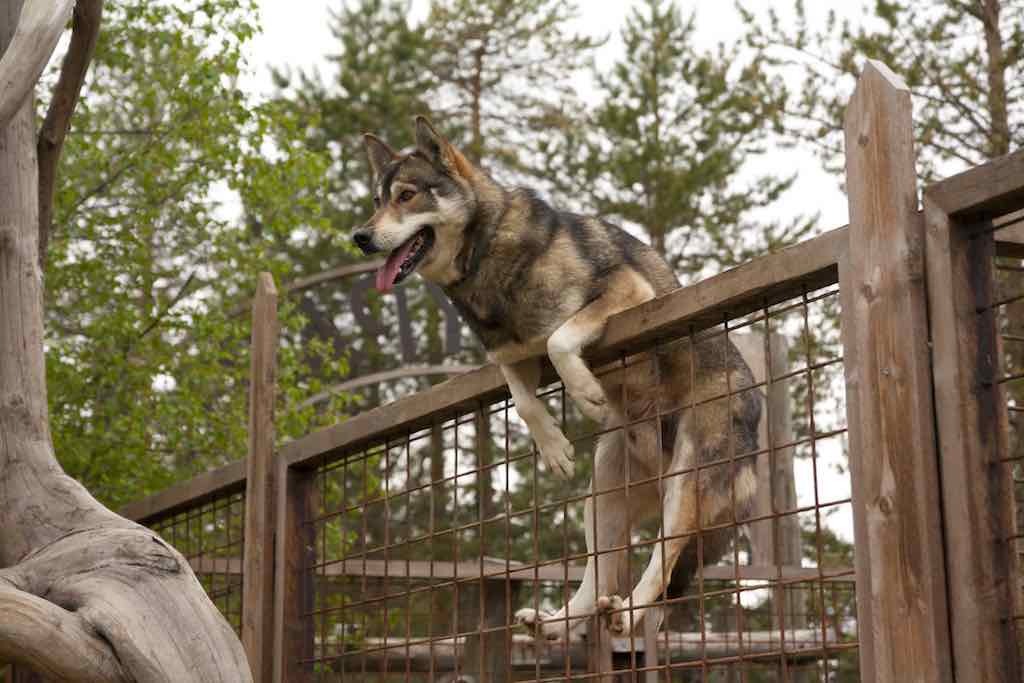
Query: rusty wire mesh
147 491 247 635
993 210 1024 667
299 276 858 682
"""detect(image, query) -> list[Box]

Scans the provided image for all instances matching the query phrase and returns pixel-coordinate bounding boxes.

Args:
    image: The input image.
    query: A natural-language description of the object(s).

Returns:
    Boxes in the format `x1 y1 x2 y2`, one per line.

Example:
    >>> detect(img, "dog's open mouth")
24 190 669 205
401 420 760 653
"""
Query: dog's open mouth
375 227 435 292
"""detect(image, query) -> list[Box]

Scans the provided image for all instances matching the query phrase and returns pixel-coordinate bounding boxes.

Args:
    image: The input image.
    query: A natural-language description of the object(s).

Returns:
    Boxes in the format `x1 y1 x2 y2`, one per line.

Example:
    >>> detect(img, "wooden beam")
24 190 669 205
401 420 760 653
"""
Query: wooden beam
281 225 847 470
318 629 842 673
925 148 1024 221
596 226 845 364
118 459 246 524
228 260 383 318
838 60 952 682
185 555 853 585
298 364 480 408
923 195 1022 681
242 273 279 683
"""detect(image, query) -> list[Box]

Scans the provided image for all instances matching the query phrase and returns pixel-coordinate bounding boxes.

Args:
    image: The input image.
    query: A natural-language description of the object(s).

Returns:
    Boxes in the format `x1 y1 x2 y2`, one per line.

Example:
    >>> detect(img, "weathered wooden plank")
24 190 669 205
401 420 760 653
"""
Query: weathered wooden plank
595 225 845 362
186 555 852 584
118 459 246 524
923 196 1022 682
281 226 847 470
281 363 510 469
271 462 317 683
242 273 279 683
926 148 1024 220
322 629 842 673
838 60 952 683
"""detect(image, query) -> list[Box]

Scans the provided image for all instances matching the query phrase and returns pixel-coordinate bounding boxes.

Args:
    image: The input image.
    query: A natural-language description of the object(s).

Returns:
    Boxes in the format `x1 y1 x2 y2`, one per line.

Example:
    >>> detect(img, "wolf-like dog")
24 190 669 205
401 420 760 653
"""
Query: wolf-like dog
353 117 761 638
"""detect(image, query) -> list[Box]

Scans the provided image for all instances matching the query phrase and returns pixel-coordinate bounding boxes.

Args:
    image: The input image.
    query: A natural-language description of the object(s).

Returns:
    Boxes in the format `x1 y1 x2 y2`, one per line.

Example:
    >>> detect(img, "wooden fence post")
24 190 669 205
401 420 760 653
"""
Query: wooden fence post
272 459 317 683
923 189 1022 680
243 273 279 682
838 60 953 682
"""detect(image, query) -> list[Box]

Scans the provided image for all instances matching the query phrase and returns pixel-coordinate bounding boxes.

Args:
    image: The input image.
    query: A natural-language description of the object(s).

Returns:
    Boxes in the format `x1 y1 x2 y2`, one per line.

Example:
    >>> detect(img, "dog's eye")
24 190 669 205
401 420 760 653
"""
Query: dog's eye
398 190 416 203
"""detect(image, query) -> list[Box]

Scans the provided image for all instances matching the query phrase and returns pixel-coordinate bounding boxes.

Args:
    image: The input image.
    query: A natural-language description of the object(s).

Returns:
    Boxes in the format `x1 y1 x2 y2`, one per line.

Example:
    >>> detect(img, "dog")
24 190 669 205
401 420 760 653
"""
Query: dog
353 117 762 638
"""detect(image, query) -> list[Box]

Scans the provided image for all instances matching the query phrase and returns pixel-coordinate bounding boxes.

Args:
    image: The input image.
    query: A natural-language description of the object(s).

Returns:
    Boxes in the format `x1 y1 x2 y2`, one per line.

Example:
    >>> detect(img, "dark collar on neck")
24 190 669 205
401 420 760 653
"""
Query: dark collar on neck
447 193 506 290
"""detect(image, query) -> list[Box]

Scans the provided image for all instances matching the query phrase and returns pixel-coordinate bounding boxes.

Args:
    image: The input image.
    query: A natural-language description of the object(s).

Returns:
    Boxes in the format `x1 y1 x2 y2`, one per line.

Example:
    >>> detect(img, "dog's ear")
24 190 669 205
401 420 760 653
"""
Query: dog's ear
363 133 398 178
414 116 473 178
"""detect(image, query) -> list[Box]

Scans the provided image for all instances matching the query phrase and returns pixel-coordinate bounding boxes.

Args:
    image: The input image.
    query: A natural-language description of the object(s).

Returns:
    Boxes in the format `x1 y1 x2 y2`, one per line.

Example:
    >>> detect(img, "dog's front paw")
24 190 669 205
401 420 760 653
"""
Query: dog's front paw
536 430 574 479
515 608 564 641
573 383 612 424
596 594 628 635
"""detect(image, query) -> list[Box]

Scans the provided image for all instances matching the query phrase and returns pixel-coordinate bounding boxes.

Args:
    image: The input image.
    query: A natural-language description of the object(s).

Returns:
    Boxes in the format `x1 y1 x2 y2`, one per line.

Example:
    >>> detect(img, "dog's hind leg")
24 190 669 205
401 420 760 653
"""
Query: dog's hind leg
598 410 757 636
547 268 655 425
597 414 702 636
500 357 575 479
516 431 655 639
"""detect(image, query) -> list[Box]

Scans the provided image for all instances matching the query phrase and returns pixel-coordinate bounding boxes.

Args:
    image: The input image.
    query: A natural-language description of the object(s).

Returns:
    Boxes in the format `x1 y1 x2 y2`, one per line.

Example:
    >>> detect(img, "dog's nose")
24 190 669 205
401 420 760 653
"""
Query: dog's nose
352 229 378 254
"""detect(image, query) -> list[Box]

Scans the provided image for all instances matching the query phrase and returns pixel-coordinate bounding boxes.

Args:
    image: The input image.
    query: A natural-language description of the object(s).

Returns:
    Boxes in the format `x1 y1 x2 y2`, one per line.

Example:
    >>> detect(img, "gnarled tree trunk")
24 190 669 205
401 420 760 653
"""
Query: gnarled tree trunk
0 1 252 680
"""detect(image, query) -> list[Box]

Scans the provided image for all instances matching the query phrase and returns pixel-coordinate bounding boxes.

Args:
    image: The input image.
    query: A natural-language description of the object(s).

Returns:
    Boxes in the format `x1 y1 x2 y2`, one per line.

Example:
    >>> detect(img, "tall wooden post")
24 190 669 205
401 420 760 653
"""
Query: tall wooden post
272 460 317 683
924 177 1023 680
242 273 279 682
838 60 953 682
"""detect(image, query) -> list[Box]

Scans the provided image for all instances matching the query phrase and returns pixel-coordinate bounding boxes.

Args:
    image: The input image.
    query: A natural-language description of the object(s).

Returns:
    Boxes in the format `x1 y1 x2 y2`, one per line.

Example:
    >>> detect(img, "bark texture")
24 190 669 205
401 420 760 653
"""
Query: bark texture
0 1 253 680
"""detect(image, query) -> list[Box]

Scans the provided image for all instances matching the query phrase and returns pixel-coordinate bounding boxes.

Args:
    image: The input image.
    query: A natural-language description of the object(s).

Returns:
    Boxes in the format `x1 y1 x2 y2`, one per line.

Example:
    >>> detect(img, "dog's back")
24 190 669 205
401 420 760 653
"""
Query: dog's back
441 188 679 352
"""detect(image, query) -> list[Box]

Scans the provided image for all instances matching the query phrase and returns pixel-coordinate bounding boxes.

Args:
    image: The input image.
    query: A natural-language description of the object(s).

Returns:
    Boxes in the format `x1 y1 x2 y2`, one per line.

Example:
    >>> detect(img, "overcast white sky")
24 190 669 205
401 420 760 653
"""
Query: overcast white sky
246 1 869 231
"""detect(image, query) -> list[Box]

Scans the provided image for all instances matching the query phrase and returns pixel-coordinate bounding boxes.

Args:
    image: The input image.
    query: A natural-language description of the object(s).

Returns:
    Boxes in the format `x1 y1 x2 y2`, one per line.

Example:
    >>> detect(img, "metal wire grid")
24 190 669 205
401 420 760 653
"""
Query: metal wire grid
148 491 247 635
993 210 1024 667
299 280 856 682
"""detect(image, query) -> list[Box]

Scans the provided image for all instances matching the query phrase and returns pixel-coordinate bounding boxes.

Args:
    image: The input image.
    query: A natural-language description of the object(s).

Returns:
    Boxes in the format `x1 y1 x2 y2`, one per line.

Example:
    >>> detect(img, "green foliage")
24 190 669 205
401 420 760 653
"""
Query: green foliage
740 0 1024 181
44 0 345 508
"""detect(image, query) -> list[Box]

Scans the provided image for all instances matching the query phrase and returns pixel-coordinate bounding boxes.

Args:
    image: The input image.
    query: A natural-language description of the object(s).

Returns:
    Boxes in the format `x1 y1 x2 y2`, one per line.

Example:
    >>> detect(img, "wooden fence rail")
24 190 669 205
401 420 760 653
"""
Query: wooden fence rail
106 61 1024 683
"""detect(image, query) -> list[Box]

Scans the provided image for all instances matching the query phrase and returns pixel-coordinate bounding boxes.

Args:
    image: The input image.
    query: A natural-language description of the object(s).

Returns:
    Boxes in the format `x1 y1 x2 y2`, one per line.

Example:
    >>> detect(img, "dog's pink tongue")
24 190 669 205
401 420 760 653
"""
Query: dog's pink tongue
375 239 417 292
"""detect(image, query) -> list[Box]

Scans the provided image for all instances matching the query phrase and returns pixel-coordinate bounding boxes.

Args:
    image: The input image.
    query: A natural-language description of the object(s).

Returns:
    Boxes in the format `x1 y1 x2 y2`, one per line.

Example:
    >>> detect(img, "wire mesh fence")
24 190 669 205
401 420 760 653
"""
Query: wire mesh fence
993 210 1024 670
147 491 247 636
296 276 857 682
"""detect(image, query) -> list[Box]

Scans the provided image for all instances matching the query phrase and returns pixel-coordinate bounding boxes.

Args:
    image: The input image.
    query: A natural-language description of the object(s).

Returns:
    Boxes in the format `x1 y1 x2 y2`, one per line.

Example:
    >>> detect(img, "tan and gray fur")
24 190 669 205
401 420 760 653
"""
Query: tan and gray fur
354 117 761 638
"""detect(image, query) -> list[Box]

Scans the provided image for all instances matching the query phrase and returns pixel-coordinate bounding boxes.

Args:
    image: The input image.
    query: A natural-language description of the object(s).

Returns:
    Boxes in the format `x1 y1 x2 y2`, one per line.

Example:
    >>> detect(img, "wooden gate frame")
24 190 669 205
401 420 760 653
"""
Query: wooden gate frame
102 61 1024 683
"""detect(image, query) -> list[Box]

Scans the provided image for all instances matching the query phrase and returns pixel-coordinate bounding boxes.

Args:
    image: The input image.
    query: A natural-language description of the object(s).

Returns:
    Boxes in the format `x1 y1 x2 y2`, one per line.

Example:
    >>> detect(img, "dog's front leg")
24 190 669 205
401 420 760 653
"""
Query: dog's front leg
516 431 633 639
547 270 656 425
547 315 611 425
500 358 575 479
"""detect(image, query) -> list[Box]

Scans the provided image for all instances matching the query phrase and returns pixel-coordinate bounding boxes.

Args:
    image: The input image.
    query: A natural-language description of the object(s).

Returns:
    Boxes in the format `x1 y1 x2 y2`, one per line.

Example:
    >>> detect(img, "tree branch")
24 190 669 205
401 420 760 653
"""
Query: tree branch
135 270 196 342
0 575 129 682
38 0 103 267
0 0 74 129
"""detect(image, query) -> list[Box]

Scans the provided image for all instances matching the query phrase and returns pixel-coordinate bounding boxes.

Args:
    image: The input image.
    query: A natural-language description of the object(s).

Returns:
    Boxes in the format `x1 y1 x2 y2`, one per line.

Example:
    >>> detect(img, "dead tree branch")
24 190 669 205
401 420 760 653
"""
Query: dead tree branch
38 0 103 266
0 1 74 129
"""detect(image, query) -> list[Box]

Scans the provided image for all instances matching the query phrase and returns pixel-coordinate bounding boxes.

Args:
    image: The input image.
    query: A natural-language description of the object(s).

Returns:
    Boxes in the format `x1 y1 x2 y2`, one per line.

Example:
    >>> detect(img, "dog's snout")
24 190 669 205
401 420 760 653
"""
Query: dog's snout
352 229 379 254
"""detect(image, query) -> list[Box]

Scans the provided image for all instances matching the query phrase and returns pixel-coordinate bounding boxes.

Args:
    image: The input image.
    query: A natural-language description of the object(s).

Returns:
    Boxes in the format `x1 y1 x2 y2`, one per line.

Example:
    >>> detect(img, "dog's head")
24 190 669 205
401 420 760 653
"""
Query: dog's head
354 117 479 292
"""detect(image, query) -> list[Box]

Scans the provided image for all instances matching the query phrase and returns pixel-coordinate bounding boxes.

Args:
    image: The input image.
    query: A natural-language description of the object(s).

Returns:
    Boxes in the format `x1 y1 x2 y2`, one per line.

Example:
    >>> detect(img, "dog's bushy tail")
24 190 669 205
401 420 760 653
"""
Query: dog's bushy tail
665 392 761 599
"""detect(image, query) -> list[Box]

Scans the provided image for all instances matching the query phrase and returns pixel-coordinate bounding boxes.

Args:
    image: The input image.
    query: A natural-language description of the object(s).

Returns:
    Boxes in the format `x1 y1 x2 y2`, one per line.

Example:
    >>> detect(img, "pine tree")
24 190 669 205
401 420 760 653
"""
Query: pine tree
739 0 1023 181
571 0 813 280
423 0 600 176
